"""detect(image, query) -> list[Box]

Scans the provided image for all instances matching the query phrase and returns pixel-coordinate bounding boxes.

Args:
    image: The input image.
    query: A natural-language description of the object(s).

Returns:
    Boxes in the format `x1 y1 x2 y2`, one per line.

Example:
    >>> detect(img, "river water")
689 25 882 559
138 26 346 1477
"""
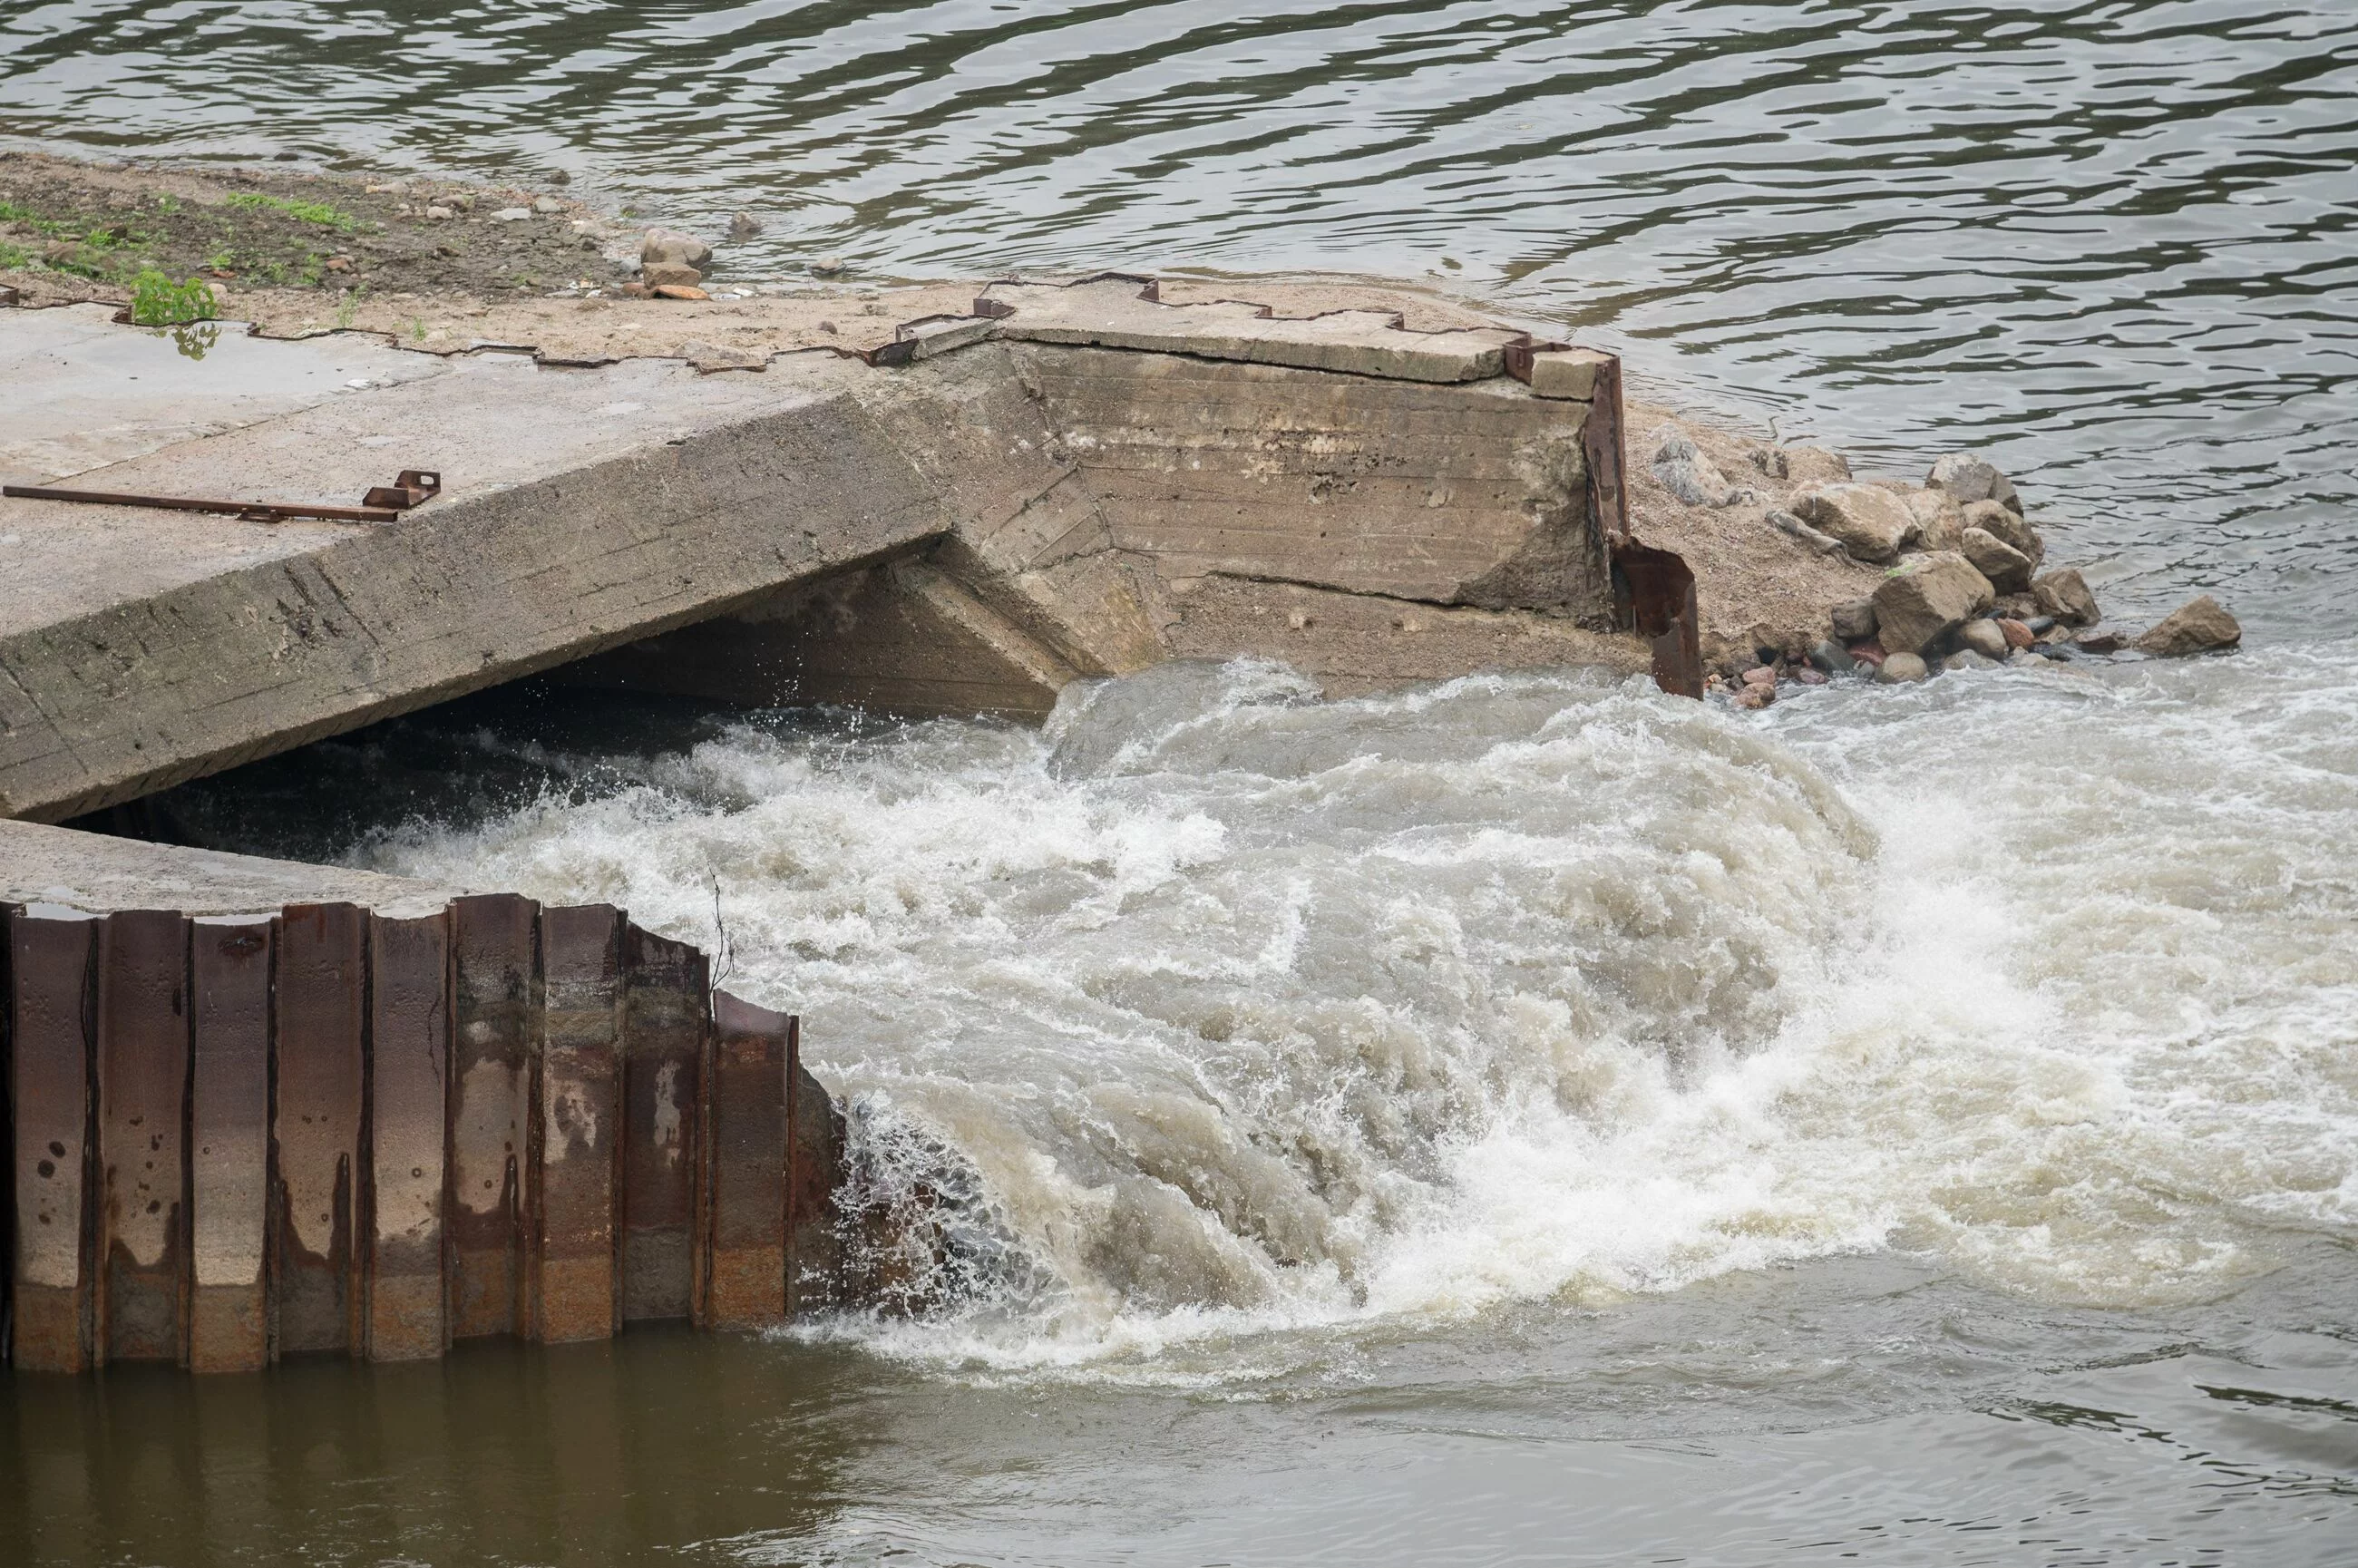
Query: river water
5 5 2357 1565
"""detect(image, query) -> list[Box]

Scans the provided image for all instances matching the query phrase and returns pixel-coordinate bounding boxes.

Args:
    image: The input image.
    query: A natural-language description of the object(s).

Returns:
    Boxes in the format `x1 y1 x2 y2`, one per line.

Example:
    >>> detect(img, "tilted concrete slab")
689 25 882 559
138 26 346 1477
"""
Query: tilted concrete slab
2 277 1652 822
0 817 461 916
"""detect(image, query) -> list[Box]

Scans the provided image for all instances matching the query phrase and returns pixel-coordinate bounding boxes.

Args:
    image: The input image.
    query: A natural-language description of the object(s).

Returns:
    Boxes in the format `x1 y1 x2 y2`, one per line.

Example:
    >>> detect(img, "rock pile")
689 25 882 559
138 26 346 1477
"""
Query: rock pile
1702 450 2244 706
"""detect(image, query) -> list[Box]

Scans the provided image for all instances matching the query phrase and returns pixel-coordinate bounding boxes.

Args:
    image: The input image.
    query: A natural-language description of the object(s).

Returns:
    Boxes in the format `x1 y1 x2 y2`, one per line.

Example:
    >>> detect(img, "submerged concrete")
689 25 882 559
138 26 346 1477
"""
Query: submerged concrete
2 276 1660 822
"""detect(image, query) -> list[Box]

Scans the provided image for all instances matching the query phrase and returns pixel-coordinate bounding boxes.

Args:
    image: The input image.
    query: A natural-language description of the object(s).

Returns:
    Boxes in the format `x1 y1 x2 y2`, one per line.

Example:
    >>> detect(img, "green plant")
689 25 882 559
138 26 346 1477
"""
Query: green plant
155 194 180 215
129 268 219 326
335 282 368 328
0 200 70 236
0 240 31 270
224 191 361 232
205 248 234 271
409 317 427 343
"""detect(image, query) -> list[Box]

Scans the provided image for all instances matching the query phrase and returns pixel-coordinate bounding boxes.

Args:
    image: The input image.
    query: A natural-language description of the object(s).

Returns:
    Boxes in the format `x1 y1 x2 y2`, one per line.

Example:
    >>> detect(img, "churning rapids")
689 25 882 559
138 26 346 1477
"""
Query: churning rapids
8 0 2358 1562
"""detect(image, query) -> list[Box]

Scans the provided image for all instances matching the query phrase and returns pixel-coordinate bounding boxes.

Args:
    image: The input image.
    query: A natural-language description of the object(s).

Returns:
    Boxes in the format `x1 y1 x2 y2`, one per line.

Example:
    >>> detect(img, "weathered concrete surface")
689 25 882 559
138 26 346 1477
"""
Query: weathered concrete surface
3 276 1647 820
0 816 461 914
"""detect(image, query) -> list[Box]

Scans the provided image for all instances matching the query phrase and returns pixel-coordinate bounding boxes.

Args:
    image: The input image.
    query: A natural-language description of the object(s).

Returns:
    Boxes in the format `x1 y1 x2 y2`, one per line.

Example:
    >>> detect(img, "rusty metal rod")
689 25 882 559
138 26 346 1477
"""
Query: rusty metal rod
2 484 399 524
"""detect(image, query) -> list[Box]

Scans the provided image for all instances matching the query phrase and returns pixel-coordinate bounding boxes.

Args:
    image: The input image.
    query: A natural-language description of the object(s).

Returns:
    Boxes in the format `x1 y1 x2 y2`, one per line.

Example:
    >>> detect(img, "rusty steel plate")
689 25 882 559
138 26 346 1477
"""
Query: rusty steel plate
534 904 624 1344
366 911 452 1362
619 924 707 1323
189 920 271 1374
8 914 98 1372
785 1020 843 1317
274 903 365 1358
96 910 191 1365
449 893 539 1340
706 990 791 1330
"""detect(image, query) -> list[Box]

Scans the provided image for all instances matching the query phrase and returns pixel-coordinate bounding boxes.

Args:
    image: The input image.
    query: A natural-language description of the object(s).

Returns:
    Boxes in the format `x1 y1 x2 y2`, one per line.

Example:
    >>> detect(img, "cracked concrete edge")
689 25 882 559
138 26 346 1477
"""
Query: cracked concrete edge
0 815 463 917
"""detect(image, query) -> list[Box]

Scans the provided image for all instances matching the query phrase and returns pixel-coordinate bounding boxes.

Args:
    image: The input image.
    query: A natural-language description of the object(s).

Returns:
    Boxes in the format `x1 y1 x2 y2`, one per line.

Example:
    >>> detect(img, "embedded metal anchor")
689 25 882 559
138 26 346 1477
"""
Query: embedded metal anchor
2 468 442 525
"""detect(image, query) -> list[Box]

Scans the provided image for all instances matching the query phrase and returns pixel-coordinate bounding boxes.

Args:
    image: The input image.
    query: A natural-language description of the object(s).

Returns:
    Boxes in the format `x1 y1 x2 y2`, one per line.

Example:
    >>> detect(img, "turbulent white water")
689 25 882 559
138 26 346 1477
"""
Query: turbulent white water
356 645 2358 1379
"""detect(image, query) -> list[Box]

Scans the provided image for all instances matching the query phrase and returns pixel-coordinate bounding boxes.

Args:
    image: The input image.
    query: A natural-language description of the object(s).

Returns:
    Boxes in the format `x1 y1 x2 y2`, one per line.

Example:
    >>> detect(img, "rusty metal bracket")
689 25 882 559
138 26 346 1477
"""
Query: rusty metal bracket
3 469 440 525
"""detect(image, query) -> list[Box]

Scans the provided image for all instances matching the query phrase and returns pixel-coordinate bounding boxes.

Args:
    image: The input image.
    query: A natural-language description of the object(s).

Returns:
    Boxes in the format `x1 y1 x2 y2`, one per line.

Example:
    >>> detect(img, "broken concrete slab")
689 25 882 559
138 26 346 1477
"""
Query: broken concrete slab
0 817 462 916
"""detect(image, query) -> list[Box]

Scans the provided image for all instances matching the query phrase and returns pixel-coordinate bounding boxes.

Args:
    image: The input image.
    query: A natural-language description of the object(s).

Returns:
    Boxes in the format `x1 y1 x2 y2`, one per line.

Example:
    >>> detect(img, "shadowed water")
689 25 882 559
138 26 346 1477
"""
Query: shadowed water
5 4 2358 1564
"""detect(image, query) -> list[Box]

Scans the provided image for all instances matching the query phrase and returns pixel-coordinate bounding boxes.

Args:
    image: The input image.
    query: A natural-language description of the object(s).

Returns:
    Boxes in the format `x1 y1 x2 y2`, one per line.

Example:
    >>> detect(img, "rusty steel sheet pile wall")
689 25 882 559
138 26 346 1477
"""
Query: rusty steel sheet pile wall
0 899 840 1374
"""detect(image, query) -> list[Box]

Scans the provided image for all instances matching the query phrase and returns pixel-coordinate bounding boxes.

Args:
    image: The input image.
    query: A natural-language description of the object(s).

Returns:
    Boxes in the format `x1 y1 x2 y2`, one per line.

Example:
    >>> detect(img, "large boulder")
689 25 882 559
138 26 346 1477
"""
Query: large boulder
1958 618 2011 660
1877 651 1929 685
1652 432 1740 507
1960 526 2034 593
641 227 715 268
1871 550 1996 655
1792 484 1918 563
1927 453 2023 516
1830 597 1878 642
2032 568 2100 627
2135 595 2242 657
1906 489 1966 550
1963 499 2042 565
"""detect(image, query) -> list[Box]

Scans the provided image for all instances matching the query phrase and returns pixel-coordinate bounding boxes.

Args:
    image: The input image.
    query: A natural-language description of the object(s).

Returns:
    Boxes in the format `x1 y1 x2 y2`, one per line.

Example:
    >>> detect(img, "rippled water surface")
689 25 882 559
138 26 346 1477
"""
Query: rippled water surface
5 4 2358 1565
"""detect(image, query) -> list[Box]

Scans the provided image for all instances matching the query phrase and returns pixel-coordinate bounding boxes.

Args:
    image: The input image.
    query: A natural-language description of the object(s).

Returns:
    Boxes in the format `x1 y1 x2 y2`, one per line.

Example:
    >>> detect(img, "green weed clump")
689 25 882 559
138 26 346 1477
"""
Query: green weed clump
224 191 361 232
130 268 220 326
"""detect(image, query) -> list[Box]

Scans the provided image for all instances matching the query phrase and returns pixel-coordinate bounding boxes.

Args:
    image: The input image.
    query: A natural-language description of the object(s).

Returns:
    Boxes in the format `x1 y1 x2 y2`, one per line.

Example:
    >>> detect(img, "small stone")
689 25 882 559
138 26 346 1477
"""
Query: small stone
1926 452 2023 516
1791 667 1828 686
1807 639 1856 675
1960 526 2035 594
1963 499 2042 565
2134 595 2241 657
1652 432 1740 508
1740 665 1778 687
817 319 838 334
1877 652 1929 685
2024 615 2057 635
727 210 763 240
2073 625 2127 654
1830 598 1878 642
811 255 847 276
493 207 532 222
642 228 715 268
641 261 704 288
324 256 353 273
1905 489 1966 551
1792 484 1919 563
652 284 709 301
1754 444 1853 485
1944 649 1998 672
1735 682 1776 709
1958 618 2011 660
1871 550 1997 656
532 195 567 215
548 170 572 186
1767 509 1846 555
1996 618 2035 650
2006 648 2048 667
678 338 767 373
2032 568 2100 627
424 205 454 220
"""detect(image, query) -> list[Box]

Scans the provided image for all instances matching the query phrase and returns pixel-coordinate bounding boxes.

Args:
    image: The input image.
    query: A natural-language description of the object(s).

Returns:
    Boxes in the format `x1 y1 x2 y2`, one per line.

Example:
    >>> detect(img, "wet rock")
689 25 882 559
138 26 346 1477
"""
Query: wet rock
2007 648 2049 667
1753 444 1853 484
1960 526 2035 594
1996 618 2036 650
2073 624 2127 654
2023 615 2057 635
727 210 764 240
1944 649 1998 672
1958 618 2011 660
492 207 532 222
1830 597 1878 642
1767 508 1846 556
1792 666 1829 686
1735 682 1776 709
1926 452 2023 515
1992 591 2040 621
1963 499 2042 565
1739 665 1778 688
1877 651 1929 685
1905 489 1967 551
1807 639 1856 675
812 255 847 276
1652 432 1740 508
642 228 715 268
2031 568 2100 627
641 261 705 288
1791 483 1918 563
532 195 568 215
2134 595 2242 657
651 283 710 301
1871 550 1997 655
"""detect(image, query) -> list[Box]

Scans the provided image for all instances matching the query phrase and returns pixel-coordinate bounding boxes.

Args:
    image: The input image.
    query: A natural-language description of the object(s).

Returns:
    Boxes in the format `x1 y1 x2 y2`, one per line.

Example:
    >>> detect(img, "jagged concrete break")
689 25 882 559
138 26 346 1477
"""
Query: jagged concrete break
2 275 1664 822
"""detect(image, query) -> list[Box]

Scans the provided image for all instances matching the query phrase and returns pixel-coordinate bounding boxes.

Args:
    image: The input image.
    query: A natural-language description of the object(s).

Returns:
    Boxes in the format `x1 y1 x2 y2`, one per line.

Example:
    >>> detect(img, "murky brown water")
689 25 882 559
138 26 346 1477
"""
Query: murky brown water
6 4 2358 1564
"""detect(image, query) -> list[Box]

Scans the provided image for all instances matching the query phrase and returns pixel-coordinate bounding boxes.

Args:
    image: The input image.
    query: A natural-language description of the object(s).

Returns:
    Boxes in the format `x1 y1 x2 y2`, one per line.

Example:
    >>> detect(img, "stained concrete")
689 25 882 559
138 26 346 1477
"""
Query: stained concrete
2 276 1647 824
0 817 459 915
